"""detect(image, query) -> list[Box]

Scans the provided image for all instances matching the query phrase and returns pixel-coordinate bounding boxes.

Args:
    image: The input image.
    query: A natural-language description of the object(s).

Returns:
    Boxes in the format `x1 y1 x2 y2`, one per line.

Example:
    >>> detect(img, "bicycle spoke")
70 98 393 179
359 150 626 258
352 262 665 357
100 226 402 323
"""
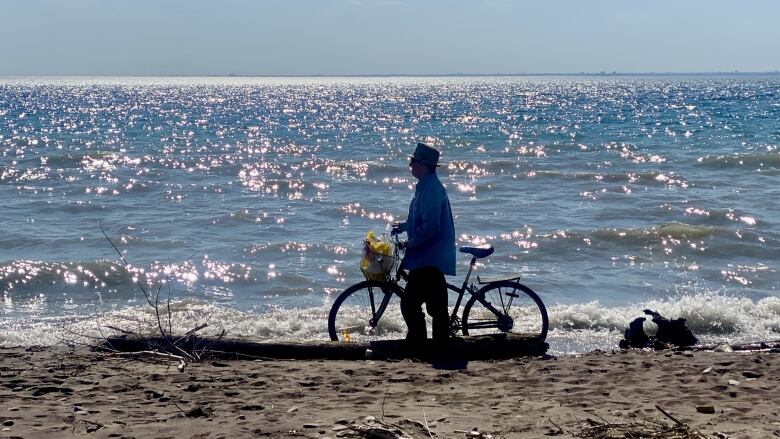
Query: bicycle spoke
493 286 502 312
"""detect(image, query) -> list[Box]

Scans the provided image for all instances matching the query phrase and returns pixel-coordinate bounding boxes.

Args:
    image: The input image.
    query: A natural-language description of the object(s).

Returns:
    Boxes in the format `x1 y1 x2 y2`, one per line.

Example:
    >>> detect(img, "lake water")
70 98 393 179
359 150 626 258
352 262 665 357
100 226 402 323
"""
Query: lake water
1 76 779 354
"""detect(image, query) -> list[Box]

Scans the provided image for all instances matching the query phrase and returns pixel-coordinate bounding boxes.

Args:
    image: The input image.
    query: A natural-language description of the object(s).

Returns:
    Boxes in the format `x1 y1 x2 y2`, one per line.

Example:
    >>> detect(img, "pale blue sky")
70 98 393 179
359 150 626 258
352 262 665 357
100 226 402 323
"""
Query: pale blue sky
1 0 778 76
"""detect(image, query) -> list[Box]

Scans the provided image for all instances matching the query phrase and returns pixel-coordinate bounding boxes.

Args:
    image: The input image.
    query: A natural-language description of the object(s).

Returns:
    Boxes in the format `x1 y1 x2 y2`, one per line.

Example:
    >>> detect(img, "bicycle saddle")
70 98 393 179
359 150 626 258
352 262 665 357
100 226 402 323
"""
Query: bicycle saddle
458 244 494 259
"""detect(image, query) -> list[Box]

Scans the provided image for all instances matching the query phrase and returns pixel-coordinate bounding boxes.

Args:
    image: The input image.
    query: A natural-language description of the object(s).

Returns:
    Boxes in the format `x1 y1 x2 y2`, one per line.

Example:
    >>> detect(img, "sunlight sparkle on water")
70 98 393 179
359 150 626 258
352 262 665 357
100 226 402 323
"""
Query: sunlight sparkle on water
740 216 757 226
2 77 779 351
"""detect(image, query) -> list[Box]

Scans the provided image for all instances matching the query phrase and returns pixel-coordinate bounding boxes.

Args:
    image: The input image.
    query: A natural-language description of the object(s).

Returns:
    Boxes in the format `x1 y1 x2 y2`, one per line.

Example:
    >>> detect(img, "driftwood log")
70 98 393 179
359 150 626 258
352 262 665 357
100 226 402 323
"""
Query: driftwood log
103 333 548 361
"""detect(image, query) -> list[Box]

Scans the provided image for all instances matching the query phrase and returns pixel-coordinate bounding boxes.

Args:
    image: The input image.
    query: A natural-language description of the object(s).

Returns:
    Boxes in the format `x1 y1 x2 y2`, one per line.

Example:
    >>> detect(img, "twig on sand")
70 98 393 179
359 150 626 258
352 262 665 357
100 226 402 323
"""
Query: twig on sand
548 418 565 435
111 350 187 372
655 404 684 426
655 406 710 439
380 383 391 423
422 409 434 439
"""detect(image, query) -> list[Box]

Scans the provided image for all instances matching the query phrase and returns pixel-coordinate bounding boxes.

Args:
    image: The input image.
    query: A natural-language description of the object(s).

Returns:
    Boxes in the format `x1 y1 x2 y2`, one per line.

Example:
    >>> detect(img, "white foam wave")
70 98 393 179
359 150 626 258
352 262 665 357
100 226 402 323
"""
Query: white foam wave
2 292 779 353
0 299 337 347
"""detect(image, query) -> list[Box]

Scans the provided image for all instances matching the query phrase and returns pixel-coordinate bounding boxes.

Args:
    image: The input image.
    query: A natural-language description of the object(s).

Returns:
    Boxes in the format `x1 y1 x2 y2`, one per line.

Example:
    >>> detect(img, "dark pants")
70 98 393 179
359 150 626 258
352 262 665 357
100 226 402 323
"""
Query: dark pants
401 266 449 345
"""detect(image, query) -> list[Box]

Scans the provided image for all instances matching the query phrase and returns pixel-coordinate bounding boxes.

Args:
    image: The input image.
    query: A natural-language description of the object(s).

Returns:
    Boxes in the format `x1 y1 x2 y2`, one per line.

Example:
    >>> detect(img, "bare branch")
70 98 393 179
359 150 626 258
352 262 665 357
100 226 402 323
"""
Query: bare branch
196 328 226 360
96 222 227 364
103 325 138 335
166 280 174 334
100 220 155 308
183 323 209 337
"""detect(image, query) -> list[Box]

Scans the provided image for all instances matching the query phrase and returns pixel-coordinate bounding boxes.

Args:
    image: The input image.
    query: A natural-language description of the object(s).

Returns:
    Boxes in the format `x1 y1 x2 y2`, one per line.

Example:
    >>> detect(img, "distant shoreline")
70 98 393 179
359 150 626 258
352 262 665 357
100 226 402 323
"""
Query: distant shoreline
3 71 780 79
225 71 780 78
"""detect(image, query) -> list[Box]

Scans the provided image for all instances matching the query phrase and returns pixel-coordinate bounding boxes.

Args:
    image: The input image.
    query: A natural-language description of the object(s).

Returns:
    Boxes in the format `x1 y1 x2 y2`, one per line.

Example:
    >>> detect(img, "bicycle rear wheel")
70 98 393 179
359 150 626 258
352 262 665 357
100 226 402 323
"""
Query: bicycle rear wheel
328 280 405 342
461 280 548 340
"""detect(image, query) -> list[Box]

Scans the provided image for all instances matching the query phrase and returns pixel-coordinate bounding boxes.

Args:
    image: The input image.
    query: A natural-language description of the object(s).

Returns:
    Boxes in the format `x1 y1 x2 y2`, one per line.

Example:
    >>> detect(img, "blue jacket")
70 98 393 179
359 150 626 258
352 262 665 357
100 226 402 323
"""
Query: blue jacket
398 173 456 275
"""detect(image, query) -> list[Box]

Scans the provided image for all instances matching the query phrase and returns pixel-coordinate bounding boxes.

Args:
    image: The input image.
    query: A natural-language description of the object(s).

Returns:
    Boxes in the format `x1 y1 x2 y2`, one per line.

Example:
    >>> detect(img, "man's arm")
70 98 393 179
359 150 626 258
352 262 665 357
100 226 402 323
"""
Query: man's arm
406 186 443 249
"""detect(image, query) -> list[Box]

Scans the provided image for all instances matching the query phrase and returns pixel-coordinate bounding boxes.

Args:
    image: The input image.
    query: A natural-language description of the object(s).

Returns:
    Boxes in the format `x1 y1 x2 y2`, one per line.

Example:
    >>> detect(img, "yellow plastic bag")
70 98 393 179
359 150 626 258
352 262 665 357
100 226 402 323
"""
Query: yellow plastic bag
360 231 396 281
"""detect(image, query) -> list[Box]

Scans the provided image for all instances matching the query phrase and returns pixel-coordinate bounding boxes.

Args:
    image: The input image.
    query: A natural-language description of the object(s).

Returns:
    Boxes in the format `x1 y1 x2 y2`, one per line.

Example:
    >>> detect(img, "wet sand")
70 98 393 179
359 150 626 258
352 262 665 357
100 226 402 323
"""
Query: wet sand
0 346 778 438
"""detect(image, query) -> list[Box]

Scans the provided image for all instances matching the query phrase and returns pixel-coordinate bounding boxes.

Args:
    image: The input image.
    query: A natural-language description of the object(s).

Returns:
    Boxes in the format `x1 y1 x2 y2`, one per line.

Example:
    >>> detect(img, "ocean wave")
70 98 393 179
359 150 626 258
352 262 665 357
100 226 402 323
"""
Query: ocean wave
0 166 51 184
210 209 275 225
446 159 519 176
512 169 690 187
364 162 410 179
34 151 146 171
458 221 778 267
42 152 109 168
697 151 780 169
582 222 778 260
0 235 64 250
245 241 350 258
578 171 688 187
505 222 720 254
442 161 688 187
677 206 763 228
59 200 109 213
591 222 716 243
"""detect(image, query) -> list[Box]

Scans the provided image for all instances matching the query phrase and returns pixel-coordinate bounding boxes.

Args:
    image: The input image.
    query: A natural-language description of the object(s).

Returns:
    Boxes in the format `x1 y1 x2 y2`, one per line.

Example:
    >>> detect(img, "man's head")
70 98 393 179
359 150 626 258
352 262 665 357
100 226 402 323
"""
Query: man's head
408 142 440 179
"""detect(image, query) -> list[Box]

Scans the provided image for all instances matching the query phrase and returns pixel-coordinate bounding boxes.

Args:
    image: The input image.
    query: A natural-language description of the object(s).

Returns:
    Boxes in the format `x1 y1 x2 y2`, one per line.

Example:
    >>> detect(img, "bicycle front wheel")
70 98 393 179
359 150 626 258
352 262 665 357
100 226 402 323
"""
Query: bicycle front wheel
461 280 548 340
328 280 405 342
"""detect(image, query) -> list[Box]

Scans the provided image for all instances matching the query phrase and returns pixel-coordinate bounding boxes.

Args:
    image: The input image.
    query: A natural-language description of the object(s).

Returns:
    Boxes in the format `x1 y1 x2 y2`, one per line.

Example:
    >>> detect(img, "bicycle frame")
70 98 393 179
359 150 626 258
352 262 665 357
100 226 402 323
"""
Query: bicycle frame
390 236 508 332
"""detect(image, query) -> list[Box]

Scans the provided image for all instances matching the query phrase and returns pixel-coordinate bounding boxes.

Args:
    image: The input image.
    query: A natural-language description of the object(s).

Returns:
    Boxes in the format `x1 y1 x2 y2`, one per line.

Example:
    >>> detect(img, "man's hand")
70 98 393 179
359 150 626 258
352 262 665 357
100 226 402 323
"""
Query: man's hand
390 222 402 236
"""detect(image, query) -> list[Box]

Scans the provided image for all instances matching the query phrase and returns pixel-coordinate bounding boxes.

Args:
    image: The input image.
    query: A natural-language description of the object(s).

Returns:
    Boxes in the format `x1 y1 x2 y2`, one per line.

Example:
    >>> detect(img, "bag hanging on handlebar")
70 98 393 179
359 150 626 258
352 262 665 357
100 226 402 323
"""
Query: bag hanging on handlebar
360 231 395 281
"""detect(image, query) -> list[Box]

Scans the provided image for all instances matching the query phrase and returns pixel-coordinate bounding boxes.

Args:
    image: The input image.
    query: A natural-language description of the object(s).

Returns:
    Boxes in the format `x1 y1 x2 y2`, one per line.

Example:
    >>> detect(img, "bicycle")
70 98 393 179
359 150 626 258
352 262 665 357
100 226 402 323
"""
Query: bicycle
327 236 549 343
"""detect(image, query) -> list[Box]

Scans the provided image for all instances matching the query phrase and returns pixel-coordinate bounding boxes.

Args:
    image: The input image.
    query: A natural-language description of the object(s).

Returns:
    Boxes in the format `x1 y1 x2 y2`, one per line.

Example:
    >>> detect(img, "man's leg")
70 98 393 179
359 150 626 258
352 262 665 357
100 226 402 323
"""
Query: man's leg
421 266 449 345
400 268 427 343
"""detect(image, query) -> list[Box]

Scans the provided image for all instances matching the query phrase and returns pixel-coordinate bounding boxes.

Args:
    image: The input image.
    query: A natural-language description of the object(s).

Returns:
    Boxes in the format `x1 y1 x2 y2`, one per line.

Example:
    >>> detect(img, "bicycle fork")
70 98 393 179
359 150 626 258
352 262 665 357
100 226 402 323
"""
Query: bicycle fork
368 284 395 328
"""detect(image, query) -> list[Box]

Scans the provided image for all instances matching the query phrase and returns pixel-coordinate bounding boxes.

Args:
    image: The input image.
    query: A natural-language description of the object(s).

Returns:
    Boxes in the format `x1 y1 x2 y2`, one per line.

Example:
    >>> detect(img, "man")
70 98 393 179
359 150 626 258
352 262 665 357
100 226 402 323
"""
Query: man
392 143 456 349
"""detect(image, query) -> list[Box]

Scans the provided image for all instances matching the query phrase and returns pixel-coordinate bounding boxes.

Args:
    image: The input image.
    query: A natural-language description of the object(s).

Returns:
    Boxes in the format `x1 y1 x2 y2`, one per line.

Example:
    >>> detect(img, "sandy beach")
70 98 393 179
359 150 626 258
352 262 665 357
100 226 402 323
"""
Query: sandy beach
1 345 778 438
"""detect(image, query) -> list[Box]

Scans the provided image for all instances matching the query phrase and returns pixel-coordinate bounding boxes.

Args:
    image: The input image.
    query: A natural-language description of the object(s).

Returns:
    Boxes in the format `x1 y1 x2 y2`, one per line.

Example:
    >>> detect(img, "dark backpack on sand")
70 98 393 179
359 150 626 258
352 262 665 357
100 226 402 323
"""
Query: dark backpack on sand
619 309 698 349
618 316 650 349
